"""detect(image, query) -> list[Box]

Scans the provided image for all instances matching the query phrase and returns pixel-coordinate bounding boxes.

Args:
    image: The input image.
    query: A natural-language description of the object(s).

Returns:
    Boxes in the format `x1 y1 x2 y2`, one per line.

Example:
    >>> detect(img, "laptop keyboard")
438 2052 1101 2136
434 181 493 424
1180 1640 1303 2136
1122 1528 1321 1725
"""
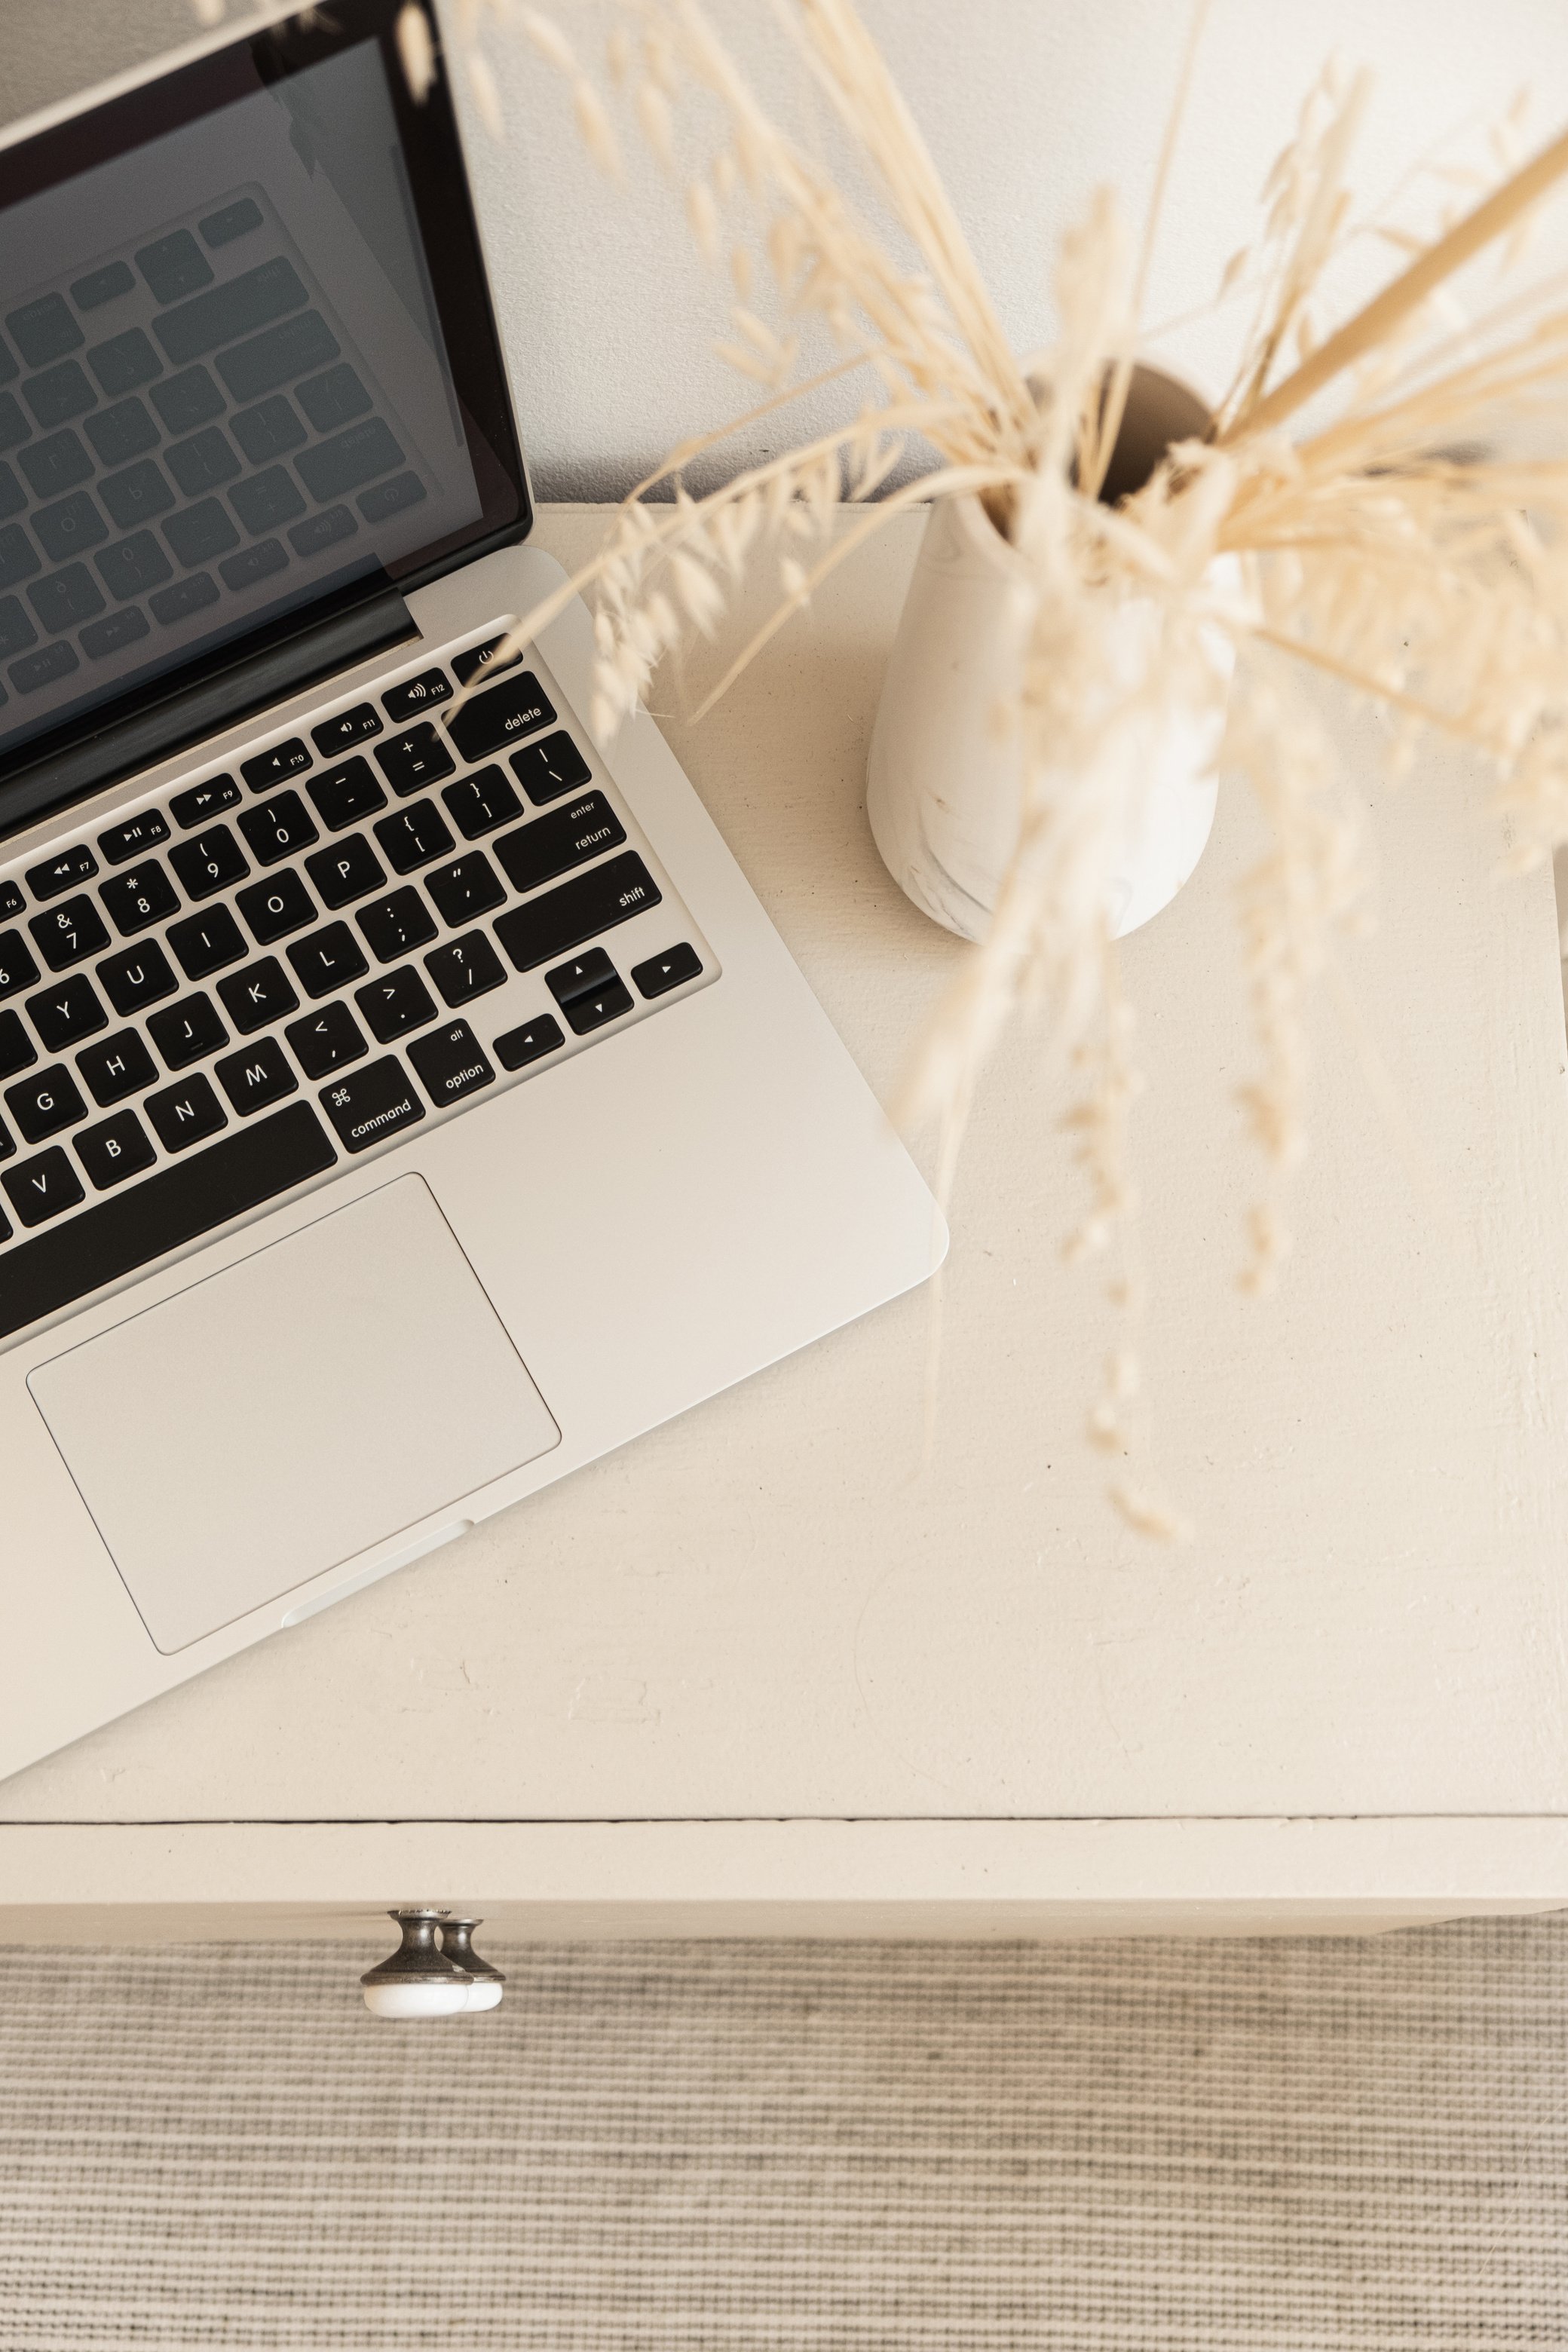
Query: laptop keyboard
0 629 712 1343
0 186 436 736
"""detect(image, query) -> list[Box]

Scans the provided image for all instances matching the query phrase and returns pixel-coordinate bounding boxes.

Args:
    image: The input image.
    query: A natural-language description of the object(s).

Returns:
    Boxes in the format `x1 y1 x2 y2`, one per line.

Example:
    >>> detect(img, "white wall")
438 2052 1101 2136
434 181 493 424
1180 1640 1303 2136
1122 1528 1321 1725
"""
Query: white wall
8 1 1568 495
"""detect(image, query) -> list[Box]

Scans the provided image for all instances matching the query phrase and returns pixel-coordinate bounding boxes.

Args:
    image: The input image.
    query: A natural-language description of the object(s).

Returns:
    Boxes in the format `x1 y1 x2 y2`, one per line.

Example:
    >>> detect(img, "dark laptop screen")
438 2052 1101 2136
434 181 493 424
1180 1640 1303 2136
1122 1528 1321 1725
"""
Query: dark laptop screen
0 3 527 814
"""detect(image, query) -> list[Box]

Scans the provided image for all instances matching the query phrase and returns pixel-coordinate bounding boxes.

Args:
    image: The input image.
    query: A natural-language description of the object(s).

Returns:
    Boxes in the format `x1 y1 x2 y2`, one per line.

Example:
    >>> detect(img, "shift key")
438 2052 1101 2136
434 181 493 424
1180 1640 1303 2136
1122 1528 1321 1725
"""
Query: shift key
494 852 662 972
318 1055 425 1155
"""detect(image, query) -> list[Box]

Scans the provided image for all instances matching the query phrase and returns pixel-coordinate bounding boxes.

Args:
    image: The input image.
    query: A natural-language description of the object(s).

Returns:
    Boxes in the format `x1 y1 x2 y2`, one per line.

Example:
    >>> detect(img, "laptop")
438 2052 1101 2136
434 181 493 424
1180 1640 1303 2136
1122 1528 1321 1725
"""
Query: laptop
0 0 942 1781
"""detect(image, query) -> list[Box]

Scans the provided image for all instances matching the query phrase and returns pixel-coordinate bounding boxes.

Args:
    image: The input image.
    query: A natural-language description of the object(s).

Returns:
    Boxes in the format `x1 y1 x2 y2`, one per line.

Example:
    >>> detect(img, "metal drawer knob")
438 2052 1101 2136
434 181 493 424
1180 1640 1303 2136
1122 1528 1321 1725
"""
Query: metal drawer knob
360 1907 506 2019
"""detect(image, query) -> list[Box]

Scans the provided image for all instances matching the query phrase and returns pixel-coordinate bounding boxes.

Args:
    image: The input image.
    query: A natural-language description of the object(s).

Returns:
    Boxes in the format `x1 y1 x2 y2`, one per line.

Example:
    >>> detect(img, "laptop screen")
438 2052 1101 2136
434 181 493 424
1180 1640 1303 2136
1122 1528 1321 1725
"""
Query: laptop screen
0 2 527 813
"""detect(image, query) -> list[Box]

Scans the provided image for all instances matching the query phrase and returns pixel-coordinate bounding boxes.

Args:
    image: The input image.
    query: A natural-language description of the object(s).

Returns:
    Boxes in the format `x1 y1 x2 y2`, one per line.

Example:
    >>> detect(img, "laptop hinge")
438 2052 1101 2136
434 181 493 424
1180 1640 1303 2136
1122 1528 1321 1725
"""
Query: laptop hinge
0 586 418 844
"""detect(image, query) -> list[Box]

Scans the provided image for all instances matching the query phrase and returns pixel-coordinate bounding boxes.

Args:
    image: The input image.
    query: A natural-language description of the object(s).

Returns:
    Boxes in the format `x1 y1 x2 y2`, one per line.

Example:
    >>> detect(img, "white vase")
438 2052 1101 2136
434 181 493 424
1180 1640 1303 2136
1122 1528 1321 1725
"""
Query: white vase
866 485 1230 945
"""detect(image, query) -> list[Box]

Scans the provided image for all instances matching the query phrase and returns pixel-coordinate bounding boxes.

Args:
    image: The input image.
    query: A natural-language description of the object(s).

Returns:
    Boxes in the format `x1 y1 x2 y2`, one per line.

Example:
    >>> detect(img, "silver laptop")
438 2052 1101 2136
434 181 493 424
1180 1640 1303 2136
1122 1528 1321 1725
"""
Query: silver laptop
0 1 942 1780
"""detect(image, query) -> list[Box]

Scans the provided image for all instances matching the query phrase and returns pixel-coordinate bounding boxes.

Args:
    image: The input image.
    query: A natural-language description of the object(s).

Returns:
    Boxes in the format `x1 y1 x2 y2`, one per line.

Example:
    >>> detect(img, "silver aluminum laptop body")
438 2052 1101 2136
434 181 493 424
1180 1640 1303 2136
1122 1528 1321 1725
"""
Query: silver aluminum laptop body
0 6 941 1779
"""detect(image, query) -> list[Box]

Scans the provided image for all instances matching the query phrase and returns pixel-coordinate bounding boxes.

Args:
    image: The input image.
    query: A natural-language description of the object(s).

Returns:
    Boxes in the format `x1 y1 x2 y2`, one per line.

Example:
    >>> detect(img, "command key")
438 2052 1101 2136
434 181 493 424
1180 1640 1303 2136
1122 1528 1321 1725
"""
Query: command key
319 1056 426 1154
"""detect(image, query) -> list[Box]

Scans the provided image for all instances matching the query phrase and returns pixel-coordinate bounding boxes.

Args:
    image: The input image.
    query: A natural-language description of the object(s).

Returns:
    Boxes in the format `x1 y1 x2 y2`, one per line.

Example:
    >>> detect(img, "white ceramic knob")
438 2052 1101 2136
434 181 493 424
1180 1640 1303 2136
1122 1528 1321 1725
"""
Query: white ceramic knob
360 1906 473 2020
363 1978 473 2020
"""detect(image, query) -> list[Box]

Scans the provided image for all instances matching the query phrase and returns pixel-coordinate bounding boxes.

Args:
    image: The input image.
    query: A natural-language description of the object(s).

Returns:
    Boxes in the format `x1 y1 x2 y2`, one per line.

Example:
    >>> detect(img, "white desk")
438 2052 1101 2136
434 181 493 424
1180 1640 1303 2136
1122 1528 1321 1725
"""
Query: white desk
6 504 1568 1943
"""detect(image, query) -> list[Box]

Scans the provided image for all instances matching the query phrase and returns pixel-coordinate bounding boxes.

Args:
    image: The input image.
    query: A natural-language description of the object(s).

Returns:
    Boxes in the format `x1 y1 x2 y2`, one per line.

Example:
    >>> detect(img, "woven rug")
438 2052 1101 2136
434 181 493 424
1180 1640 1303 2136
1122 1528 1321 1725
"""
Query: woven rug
2 1919 1566 2350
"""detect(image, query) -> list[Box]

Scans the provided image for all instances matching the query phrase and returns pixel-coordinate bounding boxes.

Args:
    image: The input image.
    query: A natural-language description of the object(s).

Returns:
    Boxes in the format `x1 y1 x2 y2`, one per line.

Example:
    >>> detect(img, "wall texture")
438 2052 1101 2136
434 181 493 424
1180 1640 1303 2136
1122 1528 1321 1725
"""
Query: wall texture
6 0 1568 497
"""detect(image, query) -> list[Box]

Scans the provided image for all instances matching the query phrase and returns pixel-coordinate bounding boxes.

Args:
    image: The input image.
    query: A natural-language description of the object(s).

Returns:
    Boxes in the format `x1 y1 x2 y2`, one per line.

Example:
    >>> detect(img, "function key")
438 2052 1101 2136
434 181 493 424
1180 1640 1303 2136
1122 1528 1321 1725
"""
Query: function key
98 809 170 865
492 1013 563 1072
0 880 23 920
451 635 519 688
311 703 382 756
170 774 240 829
308 756 385 833
375 721 455 797
26 844 97 902
446 670 556 764
632 942 703 998
382 666 452 721
240 737 312 794
510 730 592 807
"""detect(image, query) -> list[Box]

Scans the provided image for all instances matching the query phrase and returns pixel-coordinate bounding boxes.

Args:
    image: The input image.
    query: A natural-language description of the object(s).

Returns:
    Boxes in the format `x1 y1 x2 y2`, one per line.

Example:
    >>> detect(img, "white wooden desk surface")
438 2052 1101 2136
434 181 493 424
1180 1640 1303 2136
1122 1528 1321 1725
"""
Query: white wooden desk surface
6 504 1568 1943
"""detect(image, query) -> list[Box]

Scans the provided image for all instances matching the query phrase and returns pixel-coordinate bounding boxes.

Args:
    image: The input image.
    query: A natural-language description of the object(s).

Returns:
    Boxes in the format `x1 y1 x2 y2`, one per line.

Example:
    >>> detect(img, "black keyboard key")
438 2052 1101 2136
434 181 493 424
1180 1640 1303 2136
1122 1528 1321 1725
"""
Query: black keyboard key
446 669 556 764
509 690 608 801
0 595 39 660
443 764 521 839
217 957 299 1037
289 505 356 559
30 894 109 970
426 851 504 927
230 469 303 534
357 887 436 963
167 905 246 982
0 400 23 455
545 948 617 1007
164 498 237 568
169 823 247 899
495 792 624 896
11 642 78 694
311 702 381 757
0 881 23 919
0 1009 35 1078
26 843 96 900
23 360 96 428
318 1054 424 1153
72 261 135 311
97 809 170 866
288 922 367 1000
425 932 506 1009
75 1107 155 1192
492 1014 562 1071
3 1145 83 1227
305 834 384 909
375 721 455 797
0 930 39 998
84 396 160 467
236 868 316 945
96 530 173 602
561 976 633 1034
241 738 311 793
452 635 519 688
358 473 424 525
149 571 219 626
86 329 161 399
632 942 703 997
215 1034 296 1116
29 559 105 629
382 667 452 721
145 1071 226 1152
0 522 39 590
136 229 214 306
81 608 151 661
355 965 436 1043
296 363 371 433
100 860 178 936
34 492 108 565
6 1063 86 1144
238 790 317 866
77 1028 156 1107
201 198 262 248
148 991 228 1070
408 1018 493 1109
219 538 288 594
150 366 223 435
0 1101 335 1339
100 458 173 531
231 394 305 467
373 799 452 874
170 775 239 829
155 256 306 367
296 416 403 503
308 755 384 831
286 1000 366 1080
96 939 176 1017
216 308 338 403
26 973 106 1052
494 852 662 972
18 429 90 501
7 296 81 369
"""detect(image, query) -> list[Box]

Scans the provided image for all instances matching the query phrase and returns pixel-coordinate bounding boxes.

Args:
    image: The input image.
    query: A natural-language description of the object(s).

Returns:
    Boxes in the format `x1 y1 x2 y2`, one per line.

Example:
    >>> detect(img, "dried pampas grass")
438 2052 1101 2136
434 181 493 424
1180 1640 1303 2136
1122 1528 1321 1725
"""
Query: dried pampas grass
408 0 1568 1531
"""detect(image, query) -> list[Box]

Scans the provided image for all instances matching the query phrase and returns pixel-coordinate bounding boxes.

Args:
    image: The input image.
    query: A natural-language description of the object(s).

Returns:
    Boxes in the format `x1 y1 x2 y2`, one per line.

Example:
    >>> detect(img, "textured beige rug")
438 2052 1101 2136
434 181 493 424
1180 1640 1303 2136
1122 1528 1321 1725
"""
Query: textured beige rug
2 1920 1566 2349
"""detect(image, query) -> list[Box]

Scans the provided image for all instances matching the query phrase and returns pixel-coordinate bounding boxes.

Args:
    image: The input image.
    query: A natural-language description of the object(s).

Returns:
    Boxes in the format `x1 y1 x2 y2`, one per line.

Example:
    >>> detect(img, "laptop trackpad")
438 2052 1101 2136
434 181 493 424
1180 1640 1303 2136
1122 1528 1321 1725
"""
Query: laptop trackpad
27 1174 560 1654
